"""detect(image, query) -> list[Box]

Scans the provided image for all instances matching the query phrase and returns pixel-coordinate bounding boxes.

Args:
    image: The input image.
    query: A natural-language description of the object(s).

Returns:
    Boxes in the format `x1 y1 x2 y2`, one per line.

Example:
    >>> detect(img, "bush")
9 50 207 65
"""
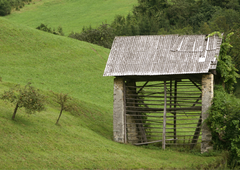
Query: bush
206 85 240 167
69 23 115 49
36 23 64 36
0 0 33 16
0 0 11 16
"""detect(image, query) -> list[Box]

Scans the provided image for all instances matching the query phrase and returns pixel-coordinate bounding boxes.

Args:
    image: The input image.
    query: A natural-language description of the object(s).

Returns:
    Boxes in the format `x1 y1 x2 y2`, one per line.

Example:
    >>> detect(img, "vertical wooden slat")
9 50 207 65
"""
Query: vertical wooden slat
174 81 177 143
123 81 127 143
162 81 167 149
170 80 172 109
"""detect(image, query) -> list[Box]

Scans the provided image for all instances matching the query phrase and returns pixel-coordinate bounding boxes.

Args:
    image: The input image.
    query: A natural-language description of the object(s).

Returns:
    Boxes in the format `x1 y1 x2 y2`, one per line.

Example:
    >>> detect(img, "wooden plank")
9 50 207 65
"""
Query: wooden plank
126 106 202 111
190 115 202 149
163 81 167 150
174 80 177 143
134 138 176 145
124 81 127 143
137 81 149 94
189 79 202 92
166 143 202 146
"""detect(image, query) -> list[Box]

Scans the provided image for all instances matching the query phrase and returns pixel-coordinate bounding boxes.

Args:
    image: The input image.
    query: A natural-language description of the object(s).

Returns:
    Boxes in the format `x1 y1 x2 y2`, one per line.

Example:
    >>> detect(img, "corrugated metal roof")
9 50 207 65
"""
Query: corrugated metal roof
103 34 222 76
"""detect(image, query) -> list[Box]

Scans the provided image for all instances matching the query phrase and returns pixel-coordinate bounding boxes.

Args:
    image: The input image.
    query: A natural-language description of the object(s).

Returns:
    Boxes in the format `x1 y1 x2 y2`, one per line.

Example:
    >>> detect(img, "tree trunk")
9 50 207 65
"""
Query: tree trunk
12 103 19 120
56 107 63 125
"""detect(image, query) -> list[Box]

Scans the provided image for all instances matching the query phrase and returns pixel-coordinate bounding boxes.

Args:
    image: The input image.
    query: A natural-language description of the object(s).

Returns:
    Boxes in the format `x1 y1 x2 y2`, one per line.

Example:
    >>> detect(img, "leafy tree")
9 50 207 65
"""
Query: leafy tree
69 23 115 49
132 0 169 18
1 83 45 120
229 26 240 71
208 32 239 93
53 93 72 125
207 0 231 8
0 0 11 16
199 22 211 34
111 14 140 36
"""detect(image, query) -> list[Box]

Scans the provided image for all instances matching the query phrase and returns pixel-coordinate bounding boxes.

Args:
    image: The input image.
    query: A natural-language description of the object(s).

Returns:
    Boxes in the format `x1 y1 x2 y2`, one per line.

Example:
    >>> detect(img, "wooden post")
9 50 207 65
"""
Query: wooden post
162 81 167 149
124 82 127 143
174 80 177 143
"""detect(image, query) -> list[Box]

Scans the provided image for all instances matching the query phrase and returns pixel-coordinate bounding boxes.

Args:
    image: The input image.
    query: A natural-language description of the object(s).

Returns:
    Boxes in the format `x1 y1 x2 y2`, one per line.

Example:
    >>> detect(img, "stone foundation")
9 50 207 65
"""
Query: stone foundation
113 77 125 143
201 73 214 153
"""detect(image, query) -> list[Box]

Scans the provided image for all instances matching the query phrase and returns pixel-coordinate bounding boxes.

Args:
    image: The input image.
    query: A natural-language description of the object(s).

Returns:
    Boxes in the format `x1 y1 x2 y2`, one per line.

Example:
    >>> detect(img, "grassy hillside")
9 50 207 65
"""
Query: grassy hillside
0 17 226 169
5 0 137 35
0 17 112 109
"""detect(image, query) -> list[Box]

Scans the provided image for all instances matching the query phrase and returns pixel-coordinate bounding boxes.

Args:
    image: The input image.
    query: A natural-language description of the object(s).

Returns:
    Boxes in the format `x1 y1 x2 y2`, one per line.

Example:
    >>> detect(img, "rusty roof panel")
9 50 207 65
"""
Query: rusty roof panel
103 34 222 76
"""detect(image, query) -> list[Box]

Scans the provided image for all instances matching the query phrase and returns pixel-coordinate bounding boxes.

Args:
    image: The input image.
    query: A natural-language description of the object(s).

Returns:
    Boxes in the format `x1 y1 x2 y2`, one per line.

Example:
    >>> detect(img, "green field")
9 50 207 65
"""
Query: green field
0 17 227 169
5 0 137 35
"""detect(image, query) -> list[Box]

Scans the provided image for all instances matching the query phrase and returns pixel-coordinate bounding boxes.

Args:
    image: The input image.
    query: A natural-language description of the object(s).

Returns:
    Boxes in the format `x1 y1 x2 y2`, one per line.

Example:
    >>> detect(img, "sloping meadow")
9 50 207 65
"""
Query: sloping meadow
0 18 226 169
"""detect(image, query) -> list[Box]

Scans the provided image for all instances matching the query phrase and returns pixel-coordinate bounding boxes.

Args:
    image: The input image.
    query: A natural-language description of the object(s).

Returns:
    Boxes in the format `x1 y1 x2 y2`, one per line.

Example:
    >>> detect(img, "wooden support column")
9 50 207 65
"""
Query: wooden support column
113 77 126 143
174 80 177 143
162 81 167 149
201 73 214 153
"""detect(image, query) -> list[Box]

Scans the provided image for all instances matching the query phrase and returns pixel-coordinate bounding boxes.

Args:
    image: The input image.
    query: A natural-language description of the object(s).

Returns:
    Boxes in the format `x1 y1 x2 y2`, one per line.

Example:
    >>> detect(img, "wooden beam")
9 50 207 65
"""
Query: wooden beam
137 81 149 94
162 81 167 150
174 80 177 143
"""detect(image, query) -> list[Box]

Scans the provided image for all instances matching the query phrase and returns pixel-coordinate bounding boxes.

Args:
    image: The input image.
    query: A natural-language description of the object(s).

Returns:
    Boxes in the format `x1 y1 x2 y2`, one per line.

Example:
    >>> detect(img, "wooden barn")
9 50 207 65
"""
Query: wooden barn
103 34 222 153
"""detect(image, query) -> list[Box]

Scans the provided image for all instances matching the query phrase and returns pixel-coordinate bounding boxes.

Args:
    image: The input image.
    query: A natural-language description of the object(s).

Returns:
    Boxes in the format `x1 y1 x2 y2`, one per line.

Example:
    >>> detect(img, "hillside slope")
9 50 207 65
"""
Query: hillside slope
0 17 112 110
0 18 226 169
5 0 137 35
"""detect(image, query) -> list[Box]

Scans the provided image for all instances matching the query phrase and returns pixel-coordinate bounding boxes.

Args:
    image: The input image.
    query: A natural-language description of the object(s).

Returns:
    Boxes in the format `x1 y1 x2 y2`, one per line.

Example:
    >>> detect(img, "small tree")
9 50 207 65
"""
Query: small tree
53 93 71 125
1 82 45 120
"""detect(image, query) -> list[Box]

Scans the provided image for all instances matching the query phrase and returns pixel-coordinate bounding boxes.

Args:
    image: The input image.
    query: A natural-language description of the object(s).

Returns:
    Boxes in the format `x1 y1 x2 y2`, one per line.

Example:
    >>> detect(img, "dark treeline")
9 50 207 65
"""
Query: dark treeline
0 0 32 16
70 0 240 71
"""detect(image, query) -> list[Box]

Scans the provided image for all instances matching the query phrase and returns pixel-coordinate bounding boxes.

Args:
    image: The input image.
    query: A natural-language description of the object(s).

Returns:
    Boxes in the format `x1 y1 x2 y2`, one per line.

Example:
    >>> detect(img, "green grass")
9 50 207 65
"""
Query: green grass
5 0 137 35
0 17 227 169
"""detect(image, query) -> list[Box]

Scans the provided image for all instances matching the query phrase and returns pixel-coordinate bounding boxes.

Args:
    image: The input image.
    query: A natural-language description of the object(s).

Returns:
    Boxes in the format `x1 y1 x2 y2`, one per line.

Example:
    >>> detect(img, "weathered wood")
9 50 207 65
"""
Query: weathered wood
166 143 202 146
174 80 177 143
137 81 149 94
162 81 167 150
134 138 177 145
123 82 127 143
189 79 202 92
126 106 202 111
126 102 202 106
190 115 202 149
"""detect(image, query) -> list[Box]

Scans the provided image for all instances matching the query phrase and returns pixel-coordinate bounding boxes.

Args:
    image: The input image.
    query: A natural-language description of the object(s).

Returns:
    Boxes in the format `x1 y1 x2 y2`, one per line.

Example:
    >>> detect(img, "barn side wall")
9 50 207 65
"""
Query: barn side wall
201 73 214 153
113 77 125 143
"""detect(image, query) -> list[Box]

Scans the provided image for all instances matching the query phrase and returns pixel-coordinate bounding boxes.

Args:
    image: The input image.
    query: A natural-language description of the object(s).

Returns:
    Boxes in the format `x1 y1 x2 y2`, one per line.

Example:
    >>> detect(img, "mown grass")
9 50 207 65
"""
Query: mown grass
0 83 226 169
0 17 227 169
5 0 137 35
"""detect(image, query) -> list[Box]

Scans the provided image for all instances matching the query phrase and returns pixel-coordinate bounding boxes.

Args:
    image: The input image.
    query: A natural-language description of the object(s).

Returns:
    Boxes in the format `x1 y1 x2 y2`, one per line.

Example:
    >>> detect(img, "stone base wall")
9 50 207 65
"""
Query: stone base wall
113 77 125 143
201 73 214 153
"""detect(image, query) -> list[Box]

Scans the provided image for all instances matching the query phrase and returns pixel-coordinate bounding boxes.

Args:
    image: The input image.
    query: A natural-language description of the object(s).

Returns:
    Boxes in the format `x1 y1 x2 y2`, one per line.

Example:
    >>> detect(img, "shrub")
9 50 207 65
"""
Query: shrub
36 23 64 36
69 23 115 49
1 82 45 120
206 85 240 167
0 0 11 16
